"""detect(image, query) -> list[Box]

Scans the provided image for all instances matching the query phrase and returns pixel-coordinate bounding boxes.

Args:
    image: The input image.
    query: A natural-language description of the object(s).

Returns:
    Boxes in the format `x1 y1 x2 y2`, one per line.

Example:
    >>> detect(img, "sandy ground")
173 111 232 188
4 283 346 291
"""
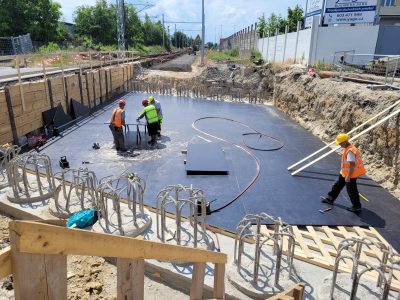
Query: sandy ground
142 55 208 80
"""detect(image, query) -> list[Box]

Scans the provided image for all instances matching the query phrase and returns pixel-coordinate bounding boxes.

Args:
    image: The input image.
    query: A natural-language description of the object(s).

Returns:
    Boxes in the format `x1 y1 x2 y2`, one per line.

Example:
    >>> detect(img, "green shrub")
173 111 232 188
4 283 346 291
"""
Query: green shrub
36 42 61 54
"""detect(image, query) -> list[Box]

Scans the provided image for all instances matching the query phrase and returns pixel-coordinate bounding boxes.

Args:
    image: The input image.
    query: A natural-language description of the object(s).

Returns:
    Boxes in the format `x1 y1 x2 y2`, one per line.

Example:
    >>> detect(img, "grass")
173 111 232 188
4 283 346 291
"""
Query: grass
207 49 243 62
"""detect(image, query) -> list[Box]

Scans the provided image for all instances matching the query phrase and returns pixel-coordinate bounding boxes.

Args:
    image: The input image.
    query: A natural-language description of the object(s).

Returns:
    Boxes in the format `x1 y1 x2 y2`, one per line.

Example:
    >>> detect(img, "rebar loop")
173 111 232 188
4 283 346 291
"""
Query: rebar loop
7 153 56 203
330 237 400 300
96 174 146 235
130 78 268 103
156 184 210 248
234 213 296 286
50 168 98 218
0 144 20 187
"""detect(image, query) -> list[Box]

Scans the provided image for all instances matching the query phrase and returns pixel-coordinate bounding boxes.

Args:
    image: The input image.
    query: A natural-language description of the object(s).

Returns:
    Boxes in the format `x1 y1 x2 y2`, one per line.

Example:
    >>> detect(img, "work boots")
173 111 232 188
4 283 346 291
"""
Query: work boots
320 196 334 205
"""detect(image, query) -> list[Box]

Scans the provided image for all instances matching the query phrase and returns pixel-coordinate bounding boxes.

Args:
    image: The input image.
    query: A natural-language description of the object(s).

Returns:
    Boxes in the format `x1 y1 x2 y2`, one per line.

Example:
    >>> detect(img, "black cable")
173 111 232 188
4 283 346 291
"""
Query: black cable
191 117 284 214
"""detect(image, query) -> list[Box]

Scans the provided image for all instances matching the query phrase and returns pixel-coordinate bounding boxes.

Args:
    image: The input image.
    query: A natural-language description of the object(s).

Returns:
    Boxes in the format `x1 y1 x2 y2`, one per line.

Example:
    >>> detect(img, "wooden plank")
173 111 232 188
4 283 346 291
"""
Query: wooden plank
4 86 19 145
292 227 314 259
190 262 206 300
213 263 225 299
306 226 334 266
10 221 227 264
0 247 11 279
117 258 144 300
10 226 67 300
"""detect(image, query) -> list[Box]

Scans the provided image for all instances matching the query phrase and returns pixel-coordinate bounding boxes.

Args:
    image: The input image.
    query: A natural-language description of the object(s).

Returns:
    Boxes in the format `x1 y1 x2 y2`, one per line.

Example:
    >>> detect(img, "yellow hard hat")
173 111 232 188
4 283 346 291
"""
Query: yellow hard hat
148 96 155 102
335 133 349 144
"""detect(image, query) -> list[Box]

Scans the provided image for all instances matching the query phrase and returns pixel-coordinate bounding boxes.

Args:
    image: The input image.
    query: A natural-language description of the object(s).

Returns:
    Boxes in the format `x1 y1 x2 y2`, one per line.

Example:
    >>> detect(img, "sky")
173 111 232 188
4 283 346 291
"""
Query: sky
57 0 307 43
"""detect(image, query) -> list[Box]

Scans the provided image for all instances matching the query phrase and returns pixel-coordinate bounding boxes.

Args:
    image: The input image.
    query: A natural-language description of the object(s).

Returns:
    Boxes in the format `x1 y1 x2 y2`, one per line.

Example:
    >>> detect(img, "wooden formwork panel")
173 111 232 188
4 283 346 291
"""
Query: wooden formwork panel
259 225 400 291
86 72 95 108
49 77 66 109
65 74 82 103
93 71 101 100
0 93 11 136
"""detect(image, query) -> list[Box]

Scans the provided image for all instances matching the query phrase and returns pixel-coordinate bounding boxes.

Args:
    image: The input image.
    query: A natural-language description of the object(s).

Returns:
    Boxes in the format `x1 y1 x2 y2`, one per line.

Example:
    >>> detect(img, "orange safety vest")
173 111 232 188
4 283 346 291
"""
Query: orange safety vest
110 108 124 128
341 144 366 178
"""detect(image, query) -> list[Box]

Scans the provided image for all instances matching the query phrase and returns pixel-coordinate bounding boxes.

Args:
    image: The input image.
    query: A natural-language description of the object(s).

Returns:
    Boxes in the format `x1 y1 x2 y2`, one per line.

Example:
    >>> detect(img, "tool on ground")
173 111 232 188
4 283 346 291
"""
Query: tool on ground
319 207 332 213
59 156 70 169
359 193 369 202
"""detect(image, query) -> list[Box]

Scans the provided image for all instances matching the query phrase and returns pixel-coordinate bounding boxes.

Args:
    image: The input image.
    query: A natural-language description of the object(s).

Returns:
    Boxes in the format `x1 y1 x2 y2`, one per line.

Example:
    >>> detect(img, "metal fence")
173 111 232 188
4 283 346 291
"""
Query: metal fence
0 34 34 56
332 52 400 89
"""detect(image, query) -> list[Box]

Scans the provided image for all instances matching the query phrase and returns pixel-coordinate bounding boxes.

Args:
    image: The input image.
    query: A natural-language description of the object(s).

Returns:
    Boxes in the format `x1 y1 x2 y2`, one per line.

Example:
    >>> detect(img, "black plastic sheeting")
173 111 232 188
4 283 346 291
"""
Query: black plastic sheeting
36 92 400 251
186 143 229 175
70 98 90 119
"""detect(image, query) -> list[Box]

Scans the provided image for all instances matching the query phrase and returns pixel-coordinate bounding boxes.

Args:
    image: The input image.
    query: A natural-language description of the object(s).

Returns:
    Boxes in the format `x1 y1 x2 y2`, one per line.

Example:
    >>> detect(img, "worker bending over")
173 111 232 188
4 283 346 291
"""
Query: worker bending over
137 99 159 146
109 99 126 152
321 133 366 213
149 96 163 137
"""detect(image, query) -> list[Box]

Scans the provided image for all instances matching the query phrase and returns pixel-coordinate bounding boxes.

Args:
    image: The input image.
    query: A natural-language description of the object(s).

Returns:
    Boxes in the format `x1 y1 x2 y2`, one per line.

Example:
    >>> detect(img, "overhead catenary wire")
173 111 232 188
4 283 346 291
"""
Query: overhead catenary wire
191 117 284 214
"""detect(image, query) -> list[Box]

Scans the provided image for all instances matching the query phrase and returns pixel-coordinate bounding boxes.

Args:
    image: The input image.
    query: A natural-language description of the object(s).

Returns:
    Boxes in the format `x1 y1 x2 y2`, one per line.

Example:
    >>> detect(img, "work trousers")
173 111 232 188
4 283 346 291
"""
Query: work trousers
110 126 125 150
327 174 361 208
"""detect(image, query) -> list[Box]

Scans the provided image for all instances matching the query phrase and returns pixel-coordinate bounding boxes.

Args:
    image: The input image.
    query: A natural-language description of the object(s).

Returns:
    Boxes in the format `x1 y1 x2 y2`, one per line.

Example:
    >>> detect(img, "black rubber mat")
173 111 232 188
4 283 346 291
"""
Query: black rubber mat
36 92 400 250
186 143 229 175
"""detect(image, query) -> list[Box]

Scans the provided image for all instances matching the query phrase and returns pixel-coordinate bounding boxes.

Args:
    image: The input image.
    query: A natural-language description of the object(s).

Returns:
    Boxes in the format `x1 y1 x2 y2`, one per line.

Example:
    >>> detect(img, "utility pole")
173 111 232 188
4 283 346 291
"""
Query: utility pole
116 0 126 51
162 14 165 50
174 24 177 48
201 0 205 65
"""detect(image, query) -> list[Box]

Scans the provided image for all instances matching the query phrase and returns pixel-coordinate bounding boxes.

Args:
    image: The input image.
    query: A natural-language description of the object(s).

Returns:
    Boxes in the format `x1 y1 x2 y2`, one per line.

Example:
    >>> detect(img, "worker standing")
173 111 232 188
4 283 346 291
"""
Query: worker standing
109 99 126 152
320 133 366 213
148 96 163 137
137 99 159 146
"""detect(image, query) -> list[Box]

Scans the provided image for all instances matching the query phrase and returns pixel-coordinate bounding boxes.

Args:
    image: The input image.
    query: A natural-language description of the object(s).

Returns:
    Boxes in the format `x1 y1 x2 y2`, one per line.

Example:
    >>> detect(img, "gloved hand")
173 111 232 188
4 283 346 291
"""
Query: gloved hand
136 118 140 122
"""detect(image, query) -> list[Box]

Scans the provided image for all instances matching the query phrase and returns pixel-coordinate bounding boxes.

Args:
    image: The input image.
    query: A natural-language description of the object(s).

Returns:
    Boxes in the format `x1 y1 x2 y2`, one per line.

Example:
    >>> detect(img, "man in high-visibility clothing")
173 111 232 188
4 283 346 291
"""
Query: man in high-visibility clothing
148 96 163 137
109 99 126 151
137 99 159 146
321 133 366 212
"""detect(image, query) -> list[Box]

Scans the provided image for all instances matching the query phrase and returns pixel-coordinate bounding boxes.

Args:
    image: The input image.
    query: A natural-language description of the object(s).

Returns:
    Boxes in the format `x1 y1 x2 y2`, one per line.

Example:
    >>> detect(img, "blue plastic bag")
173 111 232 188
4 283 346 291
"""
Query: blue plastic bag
67 209 98 229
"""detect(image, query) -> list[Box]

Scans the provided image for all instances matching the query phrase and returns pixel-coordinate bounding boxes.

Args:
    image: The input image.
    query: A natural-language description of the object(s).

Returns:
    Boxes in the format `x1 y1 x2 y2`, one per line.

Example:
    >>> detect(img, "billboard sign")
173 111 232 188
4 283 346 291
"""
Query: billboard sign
305 0 324 28
324 0 377 25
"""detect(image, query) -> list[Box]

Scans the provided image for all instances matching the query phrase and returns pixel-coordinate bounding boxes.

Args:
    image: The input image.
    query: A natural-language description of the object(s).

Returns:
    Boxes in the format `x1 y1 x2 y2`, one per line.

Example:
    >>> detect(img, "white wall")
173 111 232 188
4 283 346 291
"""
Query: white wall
256 23 380 65
257 29 312 64
312 25 380 64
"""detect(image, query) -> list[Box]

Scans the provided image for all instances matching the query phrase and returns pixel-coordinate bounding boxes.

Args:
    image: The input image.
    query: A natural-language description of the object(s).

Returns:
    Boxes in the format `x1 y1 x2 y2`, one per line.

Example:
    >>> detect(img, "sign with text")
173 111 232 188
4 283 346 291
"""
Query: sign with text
305 0 324 28
324 0 377 25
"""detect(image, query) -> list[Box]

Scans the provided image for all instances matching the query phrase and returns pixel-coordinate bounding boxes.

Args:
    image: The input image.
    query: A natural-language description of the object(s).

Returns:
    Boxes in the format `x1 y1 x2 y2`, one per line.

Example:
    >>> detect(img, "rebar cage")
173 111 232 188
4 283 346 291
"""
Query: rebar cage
156 184 210 248
330 237 400 300
234 213 296 286
51 168 98 218
96 174 146 235
7 153 56 203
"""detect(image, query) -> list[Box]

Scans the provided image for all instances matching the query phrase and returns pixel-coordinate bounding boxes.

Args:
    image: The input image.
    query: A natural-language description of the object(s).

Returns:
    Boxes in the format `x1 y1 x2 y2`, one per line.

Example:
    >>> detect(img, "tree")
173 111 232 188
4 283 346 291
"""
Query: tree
265 13 286 35
0 0 62 42
171 31 190 48
74 0 116 45
287 5 304 32
257 14 267 36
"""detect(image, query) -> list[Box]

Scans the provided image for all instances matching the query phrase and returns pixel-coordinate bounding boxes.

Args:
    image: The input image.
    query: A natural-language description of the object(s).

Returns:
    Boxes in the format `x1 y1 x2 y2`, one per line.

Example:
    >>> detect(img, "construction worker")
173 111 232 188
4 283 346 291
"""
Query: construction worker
148 96 163 137
109 99 126 151
320 133 366 213
137 99 159 146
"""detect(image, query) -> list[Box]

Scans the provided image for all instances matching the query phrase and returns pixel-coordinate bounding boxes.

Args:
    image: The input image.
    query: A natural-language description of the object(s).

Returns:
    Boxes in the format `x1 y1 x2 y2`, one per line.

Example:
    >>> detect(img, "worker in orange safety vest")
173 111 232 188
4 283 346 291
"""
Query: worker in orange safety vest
320 133 366 213
109 99 126 151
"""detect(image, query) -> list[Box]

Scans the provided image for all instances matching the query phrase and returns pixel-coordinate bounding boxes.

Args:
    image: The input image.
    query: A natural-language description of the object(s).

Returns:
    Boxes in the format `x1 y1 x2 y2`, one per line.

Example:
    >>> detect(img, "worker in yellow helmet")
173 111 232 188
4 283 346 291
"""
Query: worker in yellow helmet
320 133 366 213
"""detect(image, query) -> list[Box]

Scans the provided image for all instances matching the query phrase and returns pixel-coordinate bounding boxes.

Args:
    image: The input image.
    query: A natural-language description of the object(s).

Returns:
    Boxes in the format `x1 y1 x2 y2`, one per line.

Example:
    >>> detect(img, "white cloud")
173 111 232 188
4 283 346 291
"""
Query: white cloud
57 0 306 41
